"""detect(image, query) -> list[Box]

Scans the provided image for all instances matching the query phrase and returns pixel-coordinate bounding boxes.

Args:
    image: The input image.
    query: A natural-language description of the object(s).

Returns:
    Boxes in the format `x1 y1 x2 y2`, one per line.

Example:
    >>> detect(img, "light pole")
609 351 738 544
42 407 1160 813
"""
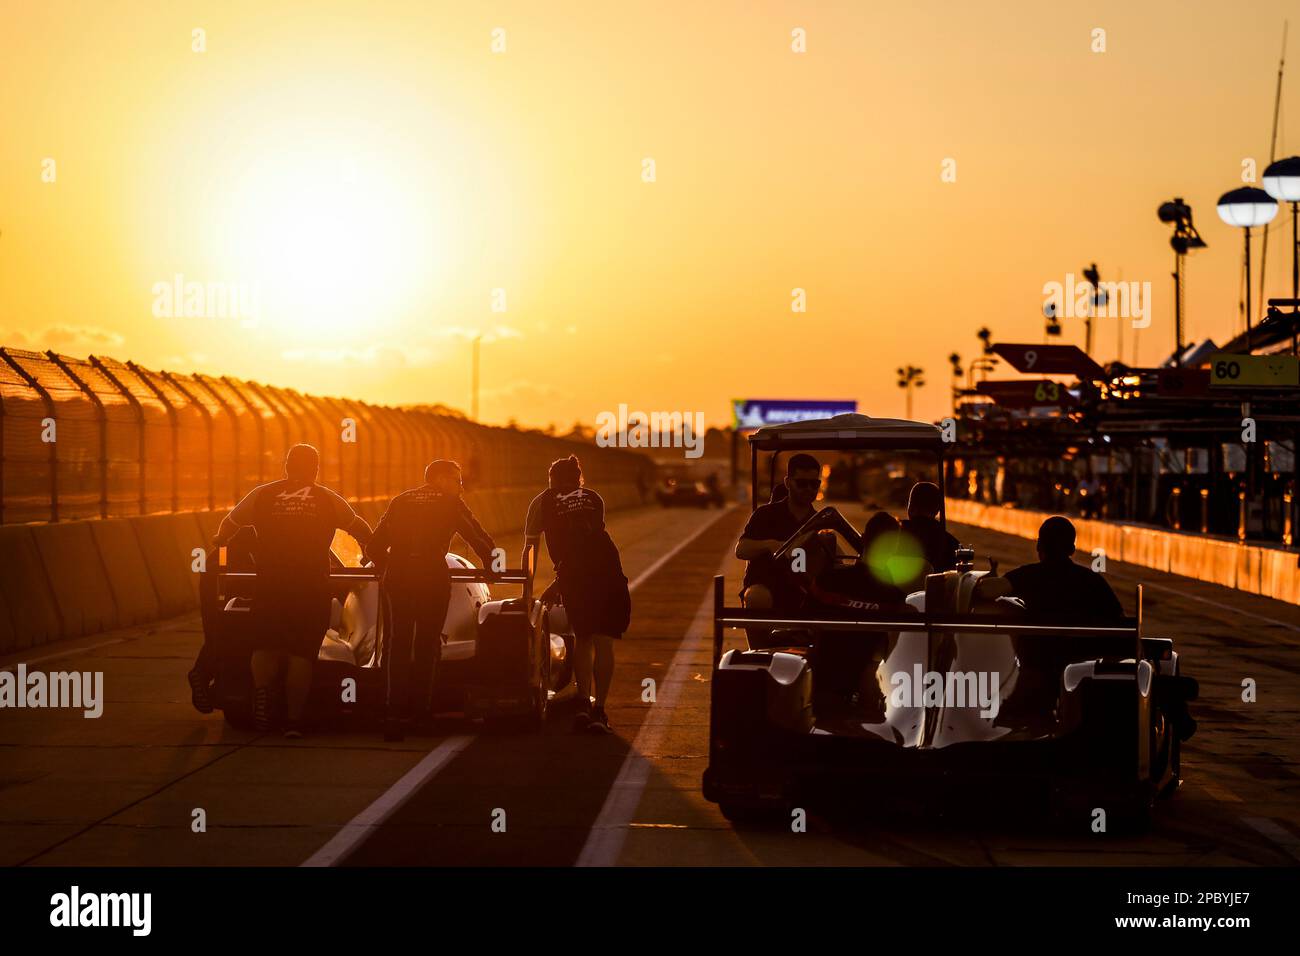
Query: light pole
1044 299 1062 340
1157 198 1207 365
470 332 482 421
1218 187 1279 348
948 352 962 415
1081 262 1107 357
897 365 925 420
1263 156 1300 352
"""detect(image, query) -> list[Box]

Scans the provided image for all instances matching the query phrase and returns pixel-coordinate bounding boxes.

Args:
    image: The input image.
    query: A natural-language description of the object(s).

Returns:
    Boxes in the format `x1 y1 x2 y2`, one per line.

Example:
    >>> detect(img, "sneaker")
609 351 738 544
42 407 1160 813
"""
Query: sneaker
587 706 612 735
282 722 304 740
188 670 213 714
251 687 272 733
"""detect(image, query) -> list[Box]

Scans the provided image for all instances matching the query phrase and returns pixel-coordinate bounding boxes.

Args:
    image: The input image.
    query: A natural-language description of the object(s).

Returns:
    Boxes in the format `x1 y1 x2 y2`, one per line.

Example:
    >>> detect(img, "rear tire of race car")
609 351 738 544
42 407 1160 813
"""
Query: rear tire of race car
1157 728 1182 799
486 641 551 735
522 643 551 732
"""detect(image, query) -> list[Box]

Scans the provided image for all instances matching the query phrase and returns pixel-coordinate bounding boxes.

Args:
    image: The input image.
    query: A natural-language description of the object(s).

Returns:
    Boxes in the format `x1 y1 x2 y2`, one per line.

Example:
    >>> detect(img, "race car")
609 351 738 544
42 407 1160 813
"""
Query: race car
199 532 577 732
703 413 1199 829
656 478 724 508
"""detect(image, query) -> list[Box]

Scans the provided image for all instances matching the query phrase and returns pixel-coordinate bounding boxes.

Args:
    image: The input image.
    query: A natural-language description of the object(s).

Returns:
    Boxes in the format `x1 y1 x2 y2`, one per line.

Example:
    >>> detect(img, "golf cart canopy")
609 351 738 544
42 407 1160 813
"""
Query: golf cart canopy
747 413 948 515
747 413 944 452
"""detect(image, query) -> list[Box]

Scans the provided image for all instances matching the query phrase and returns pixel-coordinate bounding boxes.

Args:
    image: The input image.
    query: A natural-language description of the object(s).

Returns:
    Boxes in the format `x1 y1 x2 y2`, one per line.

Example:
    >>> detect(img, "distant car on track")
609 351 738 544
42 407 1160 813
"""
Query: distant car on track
657 479 724 508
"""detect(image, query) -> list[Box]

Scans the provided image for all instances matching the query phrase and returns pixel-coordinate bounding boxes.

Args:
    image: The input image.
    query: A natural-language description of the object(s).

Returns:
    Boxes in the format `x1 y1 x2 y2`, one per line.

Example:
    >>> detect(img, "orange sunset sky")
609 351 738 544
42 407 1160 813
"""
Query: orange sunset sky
2 0 1299 429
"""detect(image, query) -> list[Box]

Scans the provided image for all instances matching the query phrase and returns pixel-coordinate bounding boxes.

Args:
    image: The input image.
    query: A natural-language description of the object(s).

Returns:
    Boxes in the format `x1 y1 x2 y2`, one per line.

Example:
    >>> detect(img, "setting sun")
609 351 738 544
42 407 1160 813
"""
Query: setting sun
213 140 444 339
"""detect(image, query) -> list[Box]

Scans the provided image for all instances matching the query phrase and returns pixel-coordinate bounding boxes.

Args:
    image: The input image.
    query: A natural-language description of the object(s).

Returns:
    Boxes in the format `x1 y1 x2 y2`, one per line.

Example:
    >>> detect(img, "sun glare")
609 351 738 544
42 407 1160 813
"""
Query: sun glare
219 147 437 341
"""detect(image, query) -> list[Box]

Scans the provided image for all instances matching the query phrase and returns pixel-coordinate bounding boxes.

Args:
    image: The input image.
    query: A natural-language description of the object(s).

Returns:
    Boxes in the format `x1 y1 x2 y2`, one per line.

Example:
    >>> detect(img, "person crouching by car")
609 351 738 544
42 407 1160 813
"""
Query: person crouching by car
523 455 631 734
213 444 373 738
367 459 497 741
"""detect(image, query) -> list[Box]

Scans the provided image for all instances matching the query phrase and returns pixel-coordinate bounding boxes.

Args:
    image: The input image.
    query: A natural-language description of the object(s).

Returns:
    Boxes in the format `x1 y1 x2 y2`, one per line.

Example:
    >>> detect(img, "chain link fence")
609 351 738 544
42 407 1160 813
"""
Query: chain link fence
0 347 652 524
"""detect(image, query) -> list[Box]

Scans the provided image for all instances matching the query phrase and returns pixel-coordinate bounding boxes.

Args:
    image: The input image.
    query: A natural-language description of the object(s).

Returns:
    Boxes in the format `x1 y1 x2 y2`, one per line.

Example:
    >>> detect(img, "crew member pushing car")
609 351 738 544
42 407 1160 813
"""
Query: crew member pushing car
523 455 630 734
214 444 373 738
368 459 497 741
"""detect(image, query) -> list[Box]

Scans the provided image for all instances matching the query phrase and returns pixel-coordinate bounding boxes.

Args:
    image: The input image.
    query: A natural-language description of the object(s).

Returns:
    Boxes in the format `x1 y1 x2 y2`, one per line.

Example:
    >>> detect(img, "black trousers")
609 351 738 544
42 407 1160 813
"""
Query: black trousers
384 573 452 721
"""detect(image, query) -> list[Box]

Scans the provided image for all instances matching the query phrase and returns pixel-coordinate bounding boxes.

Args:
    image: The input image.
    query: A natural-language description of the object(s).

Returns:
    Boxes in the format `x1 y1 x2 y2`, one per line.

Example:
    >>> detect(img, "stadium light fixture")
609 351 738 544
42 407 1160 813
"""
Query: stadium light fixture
1157 198 1207 366
1263 156 1300 307
1217 187 1279 343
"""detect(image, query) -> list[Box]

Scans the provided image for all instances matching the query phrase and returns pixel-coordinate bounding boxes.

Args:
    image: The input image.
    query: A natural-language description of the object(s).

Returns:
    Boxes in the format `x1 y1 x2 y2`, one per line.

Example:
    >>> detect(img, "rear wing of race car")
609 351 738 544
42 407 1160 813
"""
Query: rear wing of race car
711 574 1146 669
212 548 535 606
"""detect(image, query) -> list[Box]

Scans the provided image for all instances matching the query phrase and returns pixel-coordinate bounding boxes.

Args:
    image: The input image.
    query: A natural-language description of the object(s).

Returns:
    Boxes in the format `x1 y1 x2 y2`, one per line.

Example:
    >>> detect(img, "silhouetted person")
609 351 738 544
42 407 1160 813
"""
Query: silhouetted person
808 511 906 611
214 444 372 737
900 481 958 572
368 459 496 741
860 510 901 559
1005 516 1124 623
523 455 630 734
737 453 821 613
704 471 722 506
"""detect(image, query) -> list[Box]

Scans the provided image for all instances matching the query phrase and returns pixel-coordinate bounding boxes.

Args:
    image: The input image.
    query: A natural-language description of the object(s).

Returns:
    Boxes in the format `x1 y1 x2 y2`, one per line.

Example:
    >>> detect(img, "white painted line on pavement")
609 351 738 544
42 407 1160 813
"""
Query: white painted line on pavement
301 735 473 867
1198 780 1244 804
304 504 739 867
1105 572 1300 635
576 579 717 867
627 505 737 592
1 636 130 671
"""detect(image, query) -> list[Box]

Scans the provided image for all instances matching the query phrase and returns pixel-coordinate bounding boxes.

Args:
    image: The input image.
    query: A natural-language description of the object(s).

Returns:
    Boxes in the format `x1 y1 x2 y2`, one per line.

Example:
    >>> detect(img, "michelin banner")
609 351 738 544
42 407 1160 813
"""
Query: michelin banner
732 399 857 431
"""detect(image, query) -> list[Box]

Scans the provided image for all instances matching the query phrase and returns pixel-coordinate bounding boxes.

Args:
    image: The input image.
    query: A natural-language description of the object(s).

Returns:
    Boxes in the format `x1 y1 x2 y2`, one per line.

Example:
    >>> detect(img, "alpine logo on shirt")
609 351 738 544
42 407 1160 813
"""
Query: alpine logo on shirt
271 484 321 518
553 488 598 520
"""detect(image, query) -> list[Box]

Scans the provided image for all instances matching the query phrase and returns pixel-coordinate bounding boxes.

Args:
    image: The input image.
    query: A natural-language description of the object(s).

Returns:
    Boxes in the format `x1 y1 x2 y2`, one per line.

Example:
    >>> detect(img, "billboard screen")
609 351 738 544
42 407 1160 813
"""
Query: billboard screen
732 398 857 431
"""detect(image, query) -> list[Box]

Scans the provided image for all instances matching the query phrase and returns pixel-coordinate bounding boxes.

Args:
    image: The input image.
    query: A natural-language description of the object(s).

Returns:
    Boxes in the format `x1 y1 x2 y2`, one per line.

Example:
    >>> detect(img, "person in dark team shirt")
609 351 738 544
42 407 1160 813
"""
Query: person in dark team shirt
214 444 373 737
523 455 630 734
1005 516 1124 623
899 481 958 573
367 459 496 741
736 453 822 613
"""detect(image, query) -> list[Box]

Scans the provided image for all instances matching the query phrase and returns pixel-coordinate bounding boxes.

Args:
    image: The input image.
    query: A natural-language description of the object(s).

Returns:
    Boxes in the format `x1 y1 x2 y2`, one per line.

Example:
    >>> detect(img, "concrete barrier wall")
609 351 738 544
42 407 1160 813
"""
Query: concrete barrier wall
0 482 648 655
947 499 1299 603
0 526 62 650
89 519 160 626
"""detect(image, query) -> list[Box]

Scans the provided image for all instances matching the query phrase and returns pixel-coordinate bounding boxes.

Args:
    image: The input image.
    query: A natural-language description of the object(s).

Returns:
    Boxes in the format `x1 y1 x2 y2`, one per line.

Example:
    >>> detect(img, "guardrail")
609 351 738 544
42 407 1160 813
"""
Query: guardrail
947 498 1300 604
0 346 653 524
